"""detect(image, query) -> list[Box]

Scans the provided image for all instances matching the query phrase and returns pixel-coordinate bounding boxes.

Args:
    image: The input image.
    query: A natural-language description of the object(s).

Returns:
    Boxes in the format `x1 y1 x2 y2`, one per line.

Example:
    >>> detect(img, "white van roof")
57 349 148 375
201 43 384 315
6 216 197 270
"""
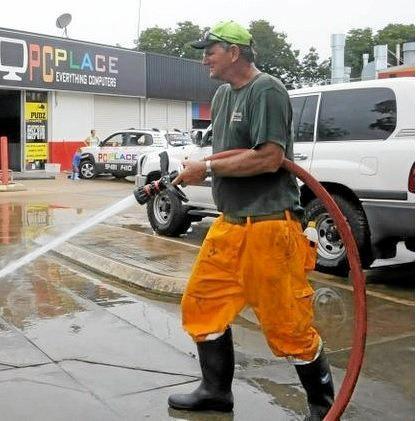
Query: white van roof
289 77 414 96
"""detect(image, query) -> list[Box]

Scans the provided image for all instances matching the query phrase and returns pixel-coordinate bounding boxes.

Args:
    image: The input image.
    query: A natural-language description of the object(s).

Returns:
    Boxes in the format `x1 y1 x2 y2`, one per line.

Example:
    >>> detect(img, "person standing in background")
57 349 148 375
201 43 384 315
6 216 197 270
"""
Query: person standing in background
71 147 82 180
84 129 99 147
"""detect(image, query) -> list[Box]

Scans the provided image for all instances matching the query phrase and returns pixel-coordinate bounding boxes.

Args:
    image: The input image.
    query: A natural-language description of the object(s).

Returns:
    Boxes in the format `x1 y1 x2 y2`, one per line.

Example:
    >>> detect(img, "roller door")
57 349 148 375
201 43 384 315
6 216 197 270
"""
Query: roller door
145 99 168 130
168 101 188 131
94 96 141 139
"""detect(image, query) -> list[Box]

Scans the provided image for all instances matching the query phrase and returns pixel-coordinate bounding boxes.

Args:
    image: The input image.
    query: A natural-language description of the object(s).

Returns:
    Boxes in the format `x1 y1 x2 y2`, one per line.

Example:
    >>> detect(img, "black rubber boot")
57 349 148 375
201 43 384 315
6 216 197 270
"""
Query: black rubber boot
168 327 234 412
295 349 334 421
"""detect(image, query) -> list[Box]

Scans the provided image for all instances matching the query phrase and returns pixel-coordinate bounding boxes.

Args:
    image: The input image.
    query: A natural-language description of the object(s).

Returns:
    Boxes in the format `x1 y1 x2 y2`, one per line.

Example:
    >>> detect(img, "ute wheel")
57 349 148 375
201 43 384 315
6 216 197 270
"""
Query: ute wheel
147 189 192 236
79 160 96 179
112 172 126 179
304 194 374 275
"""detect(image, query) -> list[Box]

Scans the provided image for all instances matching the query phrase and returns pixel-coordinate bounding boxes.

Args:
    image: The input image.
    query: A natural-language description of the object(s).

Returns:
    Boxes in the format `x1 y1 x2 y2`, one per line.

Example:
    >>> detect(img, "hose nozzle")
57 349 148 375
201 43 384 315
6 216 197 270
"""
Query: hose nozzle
134 171 188 205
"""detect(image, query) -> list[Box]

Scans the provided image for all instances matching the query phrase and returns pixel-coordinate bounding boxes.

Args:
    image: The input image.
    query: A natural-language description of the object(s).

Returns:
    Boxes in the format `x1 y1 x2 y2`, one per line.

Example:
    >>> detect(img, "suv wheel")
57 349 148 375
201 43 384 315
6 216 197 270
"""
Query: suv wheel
304 194 374 275
79 159 96 179
147 190 192 236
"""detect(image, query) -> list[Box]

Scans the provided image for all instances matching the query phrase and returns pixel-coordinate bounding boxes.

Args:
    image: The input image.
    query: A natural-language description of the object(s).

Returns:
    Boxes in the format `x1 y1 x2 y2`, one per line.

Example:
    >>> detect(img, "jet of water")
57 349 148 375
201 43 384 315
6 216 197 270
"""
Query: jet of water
0 194 137 279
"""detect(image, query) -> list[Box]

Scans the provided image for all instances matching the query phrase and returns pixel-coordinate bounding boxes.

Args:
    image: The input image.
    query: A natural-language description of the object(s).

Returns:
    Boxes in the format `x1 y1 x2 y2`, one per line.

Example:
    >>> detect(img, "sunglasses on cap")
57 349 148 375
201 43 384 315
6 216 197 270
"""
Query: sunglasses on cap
201 31 253 46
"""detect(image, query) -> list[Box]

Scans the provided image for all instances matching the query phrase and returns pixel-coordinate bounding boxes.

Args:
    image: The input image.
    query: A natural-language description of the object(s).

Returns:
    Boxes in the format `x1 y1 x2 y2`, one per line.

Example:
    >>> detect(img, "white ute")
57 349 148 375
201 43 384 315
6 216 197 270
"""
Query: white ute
80 128 193 179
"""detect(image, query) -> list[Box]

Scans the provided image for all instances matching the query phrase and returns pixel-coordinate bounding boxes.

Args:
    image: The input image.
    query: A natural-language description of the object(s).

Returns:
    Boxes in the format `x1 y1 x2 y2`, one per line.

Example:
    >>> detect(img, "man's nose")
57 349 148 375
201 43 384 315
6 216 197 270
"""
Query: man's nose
202 54 209 65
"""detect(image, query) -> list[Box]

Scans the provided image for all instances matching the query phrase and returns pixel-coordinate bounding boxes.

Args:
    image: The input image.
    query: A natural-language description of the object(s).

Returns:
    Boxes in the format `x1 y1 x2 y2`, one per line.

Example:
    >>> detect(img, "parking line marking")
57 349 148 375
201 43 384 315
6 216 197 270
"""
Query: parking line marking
130 229 202 249
328 332 414 355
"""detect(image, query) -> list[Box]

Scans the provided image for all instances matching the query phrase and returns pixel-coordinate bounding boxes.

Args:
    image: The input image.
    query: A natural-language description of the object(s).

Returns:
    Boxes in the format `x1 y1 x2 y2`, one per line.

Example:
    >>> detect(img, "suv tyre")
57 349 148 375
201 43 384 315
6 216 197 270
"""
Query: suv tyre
304 194 374 275
79 159 96 179
147 190 192 236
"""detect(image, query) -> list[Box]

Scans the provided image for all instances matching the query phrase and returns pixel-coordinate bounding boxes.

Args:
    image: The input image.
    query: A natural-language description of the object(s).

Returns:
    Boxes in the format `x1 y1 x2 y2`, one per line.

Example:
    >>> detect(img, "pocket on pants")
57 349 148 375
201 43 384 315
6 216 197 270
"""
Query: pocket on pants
300 235 317 272
292 284 315 332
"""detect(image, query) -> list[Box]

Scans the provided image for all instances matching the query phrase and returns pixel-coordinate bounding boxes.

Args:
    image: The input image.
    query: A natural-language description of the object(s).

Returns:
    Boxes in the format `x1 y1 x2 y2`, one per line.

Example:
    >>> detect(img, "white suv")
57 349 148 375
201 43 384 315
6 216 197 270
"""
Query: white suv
80 128 192 179
136 78 415 273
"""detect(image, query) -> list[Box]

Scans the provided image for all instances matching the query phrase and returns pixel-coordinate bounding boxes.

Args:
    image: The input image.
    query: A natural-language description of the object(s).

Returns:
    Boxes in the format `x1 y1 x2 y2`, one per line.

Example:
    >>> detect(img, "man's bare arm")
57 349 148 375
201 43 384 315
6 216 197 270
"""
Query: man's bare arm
208 141 284 177
173 142 285 186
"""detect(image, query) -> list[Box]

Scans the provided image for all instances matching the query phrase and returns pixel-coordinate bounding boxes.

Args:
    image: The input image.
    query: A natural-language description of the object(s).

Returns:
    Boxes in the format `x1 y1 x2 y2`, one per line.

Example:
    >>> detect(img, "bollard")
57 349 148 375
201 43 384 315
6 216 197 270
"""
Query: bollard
0 136 9 185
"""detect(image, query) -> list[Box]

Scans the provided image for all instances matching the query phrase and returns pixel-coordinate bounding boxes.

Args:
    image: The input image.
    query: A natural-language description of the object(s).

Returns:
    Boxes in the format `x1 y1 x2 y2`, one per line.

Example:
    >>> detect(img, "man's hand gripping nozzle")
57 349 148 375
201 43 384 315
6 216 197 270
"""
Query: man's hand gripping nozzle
133 151 188 205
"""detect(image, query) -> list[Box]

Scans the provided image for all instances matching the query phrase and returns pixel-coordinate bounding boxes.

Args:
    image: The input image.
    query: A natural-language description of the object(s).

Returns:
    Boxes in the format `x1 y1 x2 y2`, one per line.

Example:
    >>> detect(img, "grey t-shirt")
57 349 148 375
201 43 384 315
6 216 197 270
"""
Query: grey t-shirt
211 72 302 217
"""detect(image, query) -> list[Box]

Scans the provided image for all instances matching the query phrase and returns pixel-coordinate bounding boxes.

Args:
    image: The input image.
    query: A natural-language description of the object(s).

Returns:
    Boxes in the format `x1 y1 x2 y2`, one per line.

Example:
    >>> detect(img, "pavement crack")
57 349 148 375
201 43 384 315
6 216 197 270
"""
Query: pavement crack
327 332 414 355
59 357 199 378
0 361 54 370
0 376 89 393
114 378 200 398
0 315 122 419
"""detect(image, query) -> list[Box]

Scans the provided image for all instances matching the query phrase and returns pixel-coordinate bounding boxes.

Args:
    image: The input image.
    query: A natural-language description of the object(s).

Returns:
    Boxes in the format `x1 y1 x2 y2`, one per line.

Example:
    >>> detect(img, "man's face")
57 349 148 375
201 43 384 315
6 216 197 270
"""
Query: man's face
202 43 233 80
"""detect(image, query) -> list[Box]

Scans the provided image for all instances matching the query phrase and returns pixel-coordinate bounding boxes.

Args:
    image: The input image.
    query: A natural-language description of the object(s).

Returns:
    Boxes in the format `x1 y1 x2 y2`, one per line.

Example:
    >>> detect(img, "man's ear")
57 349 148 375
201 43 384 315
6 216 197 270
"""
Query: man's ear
229 44 241 63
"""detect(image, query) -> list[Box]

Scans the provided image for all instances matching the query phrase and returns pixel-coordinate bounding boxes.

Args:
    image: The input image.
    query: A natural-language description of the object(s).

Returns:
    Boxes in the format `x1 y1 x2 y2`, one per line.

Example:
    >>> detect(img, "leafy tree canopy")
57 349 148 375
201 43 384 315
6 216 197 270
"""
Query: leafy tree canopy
345 23 414 78
136 20 412 87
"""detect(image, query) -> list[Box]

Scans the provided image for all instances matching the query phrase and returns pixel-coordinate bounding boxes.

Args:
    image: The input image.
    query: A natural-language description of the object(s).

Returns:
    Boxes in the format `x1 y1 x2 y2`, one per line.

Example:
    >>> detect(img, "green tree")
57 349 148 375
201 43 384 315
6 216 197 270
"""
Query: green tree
137 22 206 59
170 21 205 60
374 23 415 65
137 26 172 55
345 28 374 79
249 20 300 88
299 47 331 86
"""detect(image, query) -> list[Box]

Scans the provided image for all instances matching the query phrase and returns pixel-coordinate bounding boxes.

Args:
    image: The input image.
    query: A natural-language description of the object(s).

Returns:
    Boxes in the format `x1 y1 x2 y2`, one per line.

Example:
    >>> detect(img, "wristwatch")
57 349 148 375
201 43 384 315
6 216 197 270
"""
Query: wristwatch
205 160 212 175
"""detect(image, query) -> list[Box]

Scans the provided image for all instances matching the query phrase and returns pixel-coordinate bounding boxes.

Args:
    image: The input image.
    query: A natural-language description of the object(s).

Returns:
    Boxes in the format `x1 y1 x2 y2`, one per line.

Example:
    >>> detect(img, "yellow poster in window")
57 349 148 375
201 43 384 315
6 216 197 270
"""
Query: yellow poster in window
25 143 48 160
25 102 48 121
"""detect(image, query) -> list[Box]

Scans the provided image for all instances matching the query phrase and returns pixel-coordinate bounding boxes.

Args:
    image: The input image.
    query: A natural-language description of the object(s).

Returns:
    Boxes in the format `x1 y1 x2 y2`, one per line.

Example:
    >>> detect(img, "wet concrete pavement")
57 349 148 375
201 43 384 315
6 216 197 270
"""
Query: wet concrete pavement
0 175 414 420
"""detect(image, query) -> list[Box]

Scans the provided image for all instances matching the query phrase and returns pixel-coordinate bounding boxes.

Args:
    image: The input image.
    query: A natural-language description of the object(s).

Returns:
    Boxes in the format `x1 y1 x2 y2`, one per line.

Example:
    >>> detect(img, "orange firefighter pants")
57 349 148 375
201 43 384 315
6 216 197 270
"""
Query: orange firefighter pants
181 213 321 362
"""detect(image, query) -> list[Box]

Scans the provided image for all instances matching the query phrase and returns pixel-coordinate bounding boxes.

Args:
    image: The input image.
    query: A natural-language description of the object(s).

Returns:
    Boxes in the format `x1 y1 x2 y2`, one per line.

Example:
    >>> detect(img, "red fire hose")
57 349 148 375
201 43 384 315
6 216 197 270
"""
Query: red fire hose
205 149 367 421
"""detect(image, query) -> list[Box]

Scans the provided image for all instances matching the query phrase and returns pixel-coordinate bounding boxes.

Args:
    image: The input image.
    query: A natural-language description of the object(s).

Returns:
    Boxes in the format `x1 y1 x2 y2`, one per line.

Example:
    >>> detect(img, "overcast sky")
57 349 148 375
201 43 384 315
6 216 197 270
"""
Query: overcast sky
1 0 414 59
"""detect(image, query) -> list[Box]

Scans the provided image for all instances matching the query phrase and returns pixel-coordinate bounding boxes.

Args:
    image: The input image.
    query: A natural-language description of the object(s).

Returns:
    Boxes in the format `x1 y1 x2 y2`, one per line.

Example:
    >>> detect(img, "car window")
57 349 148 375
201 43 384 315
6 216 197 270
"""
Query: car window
142 134 154 146
317 88 397 141
298 95 318 142
291 95 318 142
115 133 153 146
166 133 192 146
291 97 306 142
102 134 123 147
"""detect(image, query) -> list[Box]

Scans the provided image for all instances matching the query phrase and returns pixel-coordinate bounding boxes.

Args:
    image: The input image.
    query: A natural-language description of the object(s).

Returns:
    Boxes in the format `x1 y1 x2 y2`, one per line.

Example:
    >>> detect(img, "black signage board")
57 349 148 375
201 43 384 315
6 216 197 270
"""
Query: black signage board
0 28 146 96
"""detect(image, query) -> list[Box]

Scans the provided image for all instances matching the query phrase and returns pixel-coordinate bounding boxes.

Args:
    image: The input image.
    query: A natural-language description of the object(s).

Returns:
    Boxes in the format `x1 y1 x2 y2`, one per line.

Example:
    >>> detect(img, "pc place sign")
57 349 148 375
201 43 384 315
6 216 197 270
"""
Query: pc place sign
0 29 146 96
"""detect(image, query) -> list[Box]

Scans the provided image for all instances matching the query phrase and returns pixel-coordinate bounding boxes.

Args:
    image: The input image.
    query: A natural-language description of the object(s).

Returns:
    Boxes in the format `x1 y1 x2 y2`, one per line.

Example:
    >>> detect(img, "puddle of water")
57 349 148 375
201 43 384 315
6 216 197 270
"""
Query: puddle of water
0 275 84 330
0 202 89 265
0 195 136 279
0 256 140 329
248 377 305 413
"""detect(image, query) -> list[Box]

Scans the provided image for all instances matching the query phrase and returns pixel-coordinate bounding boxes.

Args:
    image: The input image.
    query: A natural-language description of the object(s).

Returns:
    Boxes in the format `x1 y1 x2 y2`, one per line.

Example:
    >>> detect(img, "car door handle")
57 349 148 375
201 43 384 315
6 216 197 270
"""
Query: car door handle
294 153 308 161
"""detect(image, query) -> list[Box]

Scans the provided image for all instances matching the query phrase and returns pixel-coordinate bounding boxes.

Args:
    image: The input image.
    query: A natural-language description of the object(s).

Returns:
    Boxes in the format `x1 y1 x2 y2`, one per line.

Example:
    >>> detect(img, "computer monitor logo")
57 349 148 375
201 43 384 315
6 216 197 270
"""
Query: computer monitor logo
0 37 28 81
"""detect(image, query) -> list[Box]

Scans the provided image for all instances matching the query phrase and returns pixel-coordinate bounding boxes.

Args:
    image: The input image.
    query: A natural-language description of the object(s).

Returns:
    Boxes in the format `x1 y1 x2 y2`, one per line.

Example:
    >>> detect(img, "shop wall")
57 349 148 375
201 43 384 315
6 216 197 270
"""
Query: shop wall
49 91 94 170
145 98 191 131
48 92 191 171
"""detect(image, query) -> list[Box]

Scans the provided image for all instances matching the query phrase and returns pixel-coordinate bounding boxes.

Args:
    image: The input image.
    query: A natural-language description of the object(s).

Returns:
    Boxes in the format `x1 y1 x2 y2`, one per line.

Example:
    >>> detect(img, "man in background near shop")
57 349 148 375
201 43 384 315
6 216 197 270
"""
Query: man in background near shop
167 21 334 421
84 129 99 147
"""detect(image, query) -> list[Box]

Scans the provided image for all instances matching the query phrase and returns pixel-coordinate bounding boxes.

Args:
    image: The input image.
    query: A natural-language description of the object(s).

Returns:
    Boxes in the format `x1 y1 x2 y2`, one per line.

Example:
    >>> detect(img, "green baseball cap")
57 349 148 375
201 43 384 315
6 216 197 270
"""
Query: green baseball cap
191 21 253 49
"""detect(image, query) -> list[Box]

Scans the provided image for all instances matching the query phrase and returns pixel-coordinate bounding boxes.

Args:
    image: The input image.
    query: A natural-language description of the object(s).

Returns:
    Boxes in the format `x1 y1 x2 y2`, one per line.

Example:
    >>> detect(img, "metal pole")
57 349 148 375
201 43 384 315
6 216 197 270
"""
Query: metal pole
1 136 9 185
136 0 142 48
